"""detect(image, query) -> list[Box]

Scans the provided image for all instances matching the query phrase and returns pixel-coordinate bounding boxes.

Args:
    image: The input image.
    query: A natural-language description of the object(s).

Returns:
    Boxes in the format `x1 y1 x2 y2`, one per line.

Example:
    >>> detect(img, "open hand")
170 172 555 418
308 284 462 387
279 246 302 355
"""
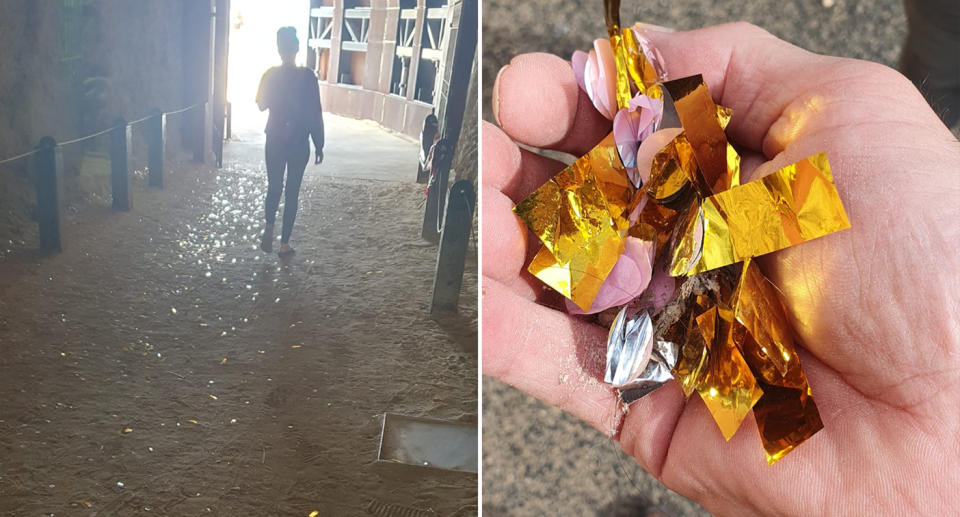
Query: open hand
482 22 960 515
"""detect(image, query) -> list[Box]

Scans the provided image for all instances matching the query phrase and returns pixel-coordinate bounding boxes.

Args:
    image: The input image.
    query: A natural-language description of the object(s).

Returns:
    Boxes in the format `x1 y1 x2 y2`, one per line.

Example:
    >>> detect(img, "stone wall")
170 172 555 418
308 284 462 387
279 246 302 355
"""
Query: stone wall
0 0 194 253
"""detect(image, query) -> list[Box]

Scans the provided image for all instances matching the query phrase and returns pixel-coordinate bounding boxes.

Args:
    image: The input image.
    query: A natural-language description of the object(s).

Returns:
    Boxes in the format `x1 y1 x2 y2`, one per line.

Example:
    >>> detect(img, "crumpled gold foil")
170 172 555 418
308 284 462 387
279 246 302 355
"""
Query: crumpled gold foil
669 152 851 276
605 0 632 109
620 27 663 99
513 134 633 310
511 0 850 464
735 259 823 464
663 259 822 462
694 305 764 441
607 0 662 105
664 75 738 194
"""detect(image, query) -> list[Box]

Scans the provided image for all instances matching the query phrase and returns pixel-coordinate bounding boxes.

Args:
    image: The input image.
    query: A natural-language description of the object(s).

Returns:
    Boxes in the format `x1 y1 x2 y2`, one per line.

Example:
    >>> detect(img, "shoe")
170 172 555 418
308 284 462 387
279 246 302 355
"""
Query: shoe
260 224 274 253
277 243 295 256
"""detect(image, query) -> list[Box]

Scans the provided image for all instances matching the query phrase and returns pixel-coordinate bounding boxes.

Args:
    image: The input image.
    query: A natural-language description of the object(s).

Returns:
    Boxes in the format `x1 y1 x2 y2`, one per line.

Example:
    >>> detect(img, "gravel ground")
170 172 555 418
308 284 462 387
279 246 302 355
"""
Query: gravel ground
482 1 907 516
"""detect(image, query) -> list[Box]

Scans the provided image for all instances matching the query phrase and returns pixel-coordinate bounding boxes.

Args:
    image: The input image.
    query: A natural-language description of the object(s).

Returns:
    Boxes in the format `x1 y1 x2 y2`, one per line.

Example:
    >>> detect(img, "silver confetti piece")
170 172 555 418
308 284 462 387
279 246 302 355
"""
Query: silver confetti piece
605 307 680 402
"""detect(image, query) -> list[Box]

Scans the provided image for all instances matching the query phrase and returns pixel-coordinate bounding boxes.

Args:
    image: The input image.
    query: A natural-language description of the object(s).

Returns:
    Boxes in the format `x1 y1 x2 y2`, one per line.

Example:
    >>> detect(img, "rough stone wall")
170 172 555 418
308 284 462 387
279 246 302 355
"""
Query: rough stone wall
0 2 75 163
0 0 189 253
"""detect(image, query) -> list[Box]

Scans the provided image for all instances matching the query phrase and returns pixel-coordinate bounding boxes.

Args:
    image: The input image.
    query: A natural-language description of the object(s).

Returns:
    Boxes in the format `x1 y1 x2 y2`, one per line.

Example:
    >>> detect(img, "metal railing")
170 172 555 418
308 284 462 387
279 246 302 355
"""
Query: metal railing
0 102 204 252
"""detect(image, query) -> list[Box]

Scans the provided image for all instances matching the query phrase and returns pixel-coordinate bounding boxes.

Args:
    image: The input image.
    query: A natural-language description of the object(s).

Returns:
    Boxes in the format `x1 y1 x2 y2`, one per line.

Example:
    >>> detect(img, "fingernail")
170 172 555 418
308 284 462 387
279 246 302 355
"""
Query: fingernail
492 64 507 124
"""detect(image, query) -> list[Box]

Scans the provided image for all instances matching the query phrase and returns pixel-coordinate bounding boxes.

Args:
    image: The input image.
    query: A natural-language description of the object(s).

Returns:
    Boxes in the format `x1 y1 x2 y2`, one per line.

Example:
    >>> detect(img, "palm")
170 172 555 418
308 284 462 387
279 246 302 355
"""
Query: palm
482 23 960 515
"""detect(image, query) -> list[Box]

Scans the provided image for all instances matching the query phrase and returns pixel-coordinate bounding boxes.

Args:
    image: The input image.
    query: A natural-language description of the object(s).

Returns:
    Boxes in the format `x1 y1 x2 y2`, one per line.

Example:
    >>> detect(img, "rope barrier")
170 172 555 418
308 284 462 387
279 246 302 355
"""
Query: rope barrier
164 103 201 116
0 102 203 168
0 149 40 167
127 114 155 127
58 125 118 147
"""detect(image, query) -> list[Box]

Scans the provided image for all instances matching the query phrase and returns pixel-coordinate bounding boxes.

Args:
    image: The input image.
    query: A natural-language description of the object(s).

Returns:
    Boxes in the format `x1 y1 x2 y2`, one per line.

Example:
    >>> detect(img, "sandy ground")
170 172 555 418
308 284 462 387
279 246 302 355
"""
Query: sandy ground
0 115 478 515
482 0 909 515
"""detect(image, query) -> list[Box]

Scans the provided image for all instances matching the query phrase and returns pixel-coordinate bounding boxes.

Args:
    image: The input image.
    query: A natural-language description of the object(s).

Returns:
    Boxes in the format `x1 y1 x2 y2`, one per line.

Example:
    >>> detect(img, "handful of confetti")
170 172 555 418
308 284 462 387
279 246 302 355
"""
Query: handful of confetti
513 0 850 464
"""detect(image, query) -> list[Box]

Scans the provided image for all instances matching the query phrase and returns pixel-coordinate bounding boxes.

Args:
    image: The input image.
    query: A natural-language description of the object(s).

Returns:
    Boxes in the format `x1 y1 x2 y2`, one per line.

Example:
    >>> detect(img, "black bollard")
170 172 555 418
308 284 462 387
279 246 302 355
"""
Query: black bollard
33 137 62 251
430 180 476 314
110 118 131 211
192 103 207 163
147 109 165 188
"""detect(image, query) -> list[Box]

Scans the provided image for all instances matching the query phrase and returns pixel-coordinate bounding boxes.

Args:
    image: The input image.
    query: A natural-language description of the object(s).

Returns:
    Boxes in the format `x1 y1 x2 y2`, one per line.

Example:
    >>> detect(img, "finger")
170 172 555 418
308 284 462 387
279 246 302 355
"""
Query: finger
617 381 686 476
481 185 528 287
482 122 569 202
481 121 521 190
482 277 624 436
493 53 611 157
482 122 571 301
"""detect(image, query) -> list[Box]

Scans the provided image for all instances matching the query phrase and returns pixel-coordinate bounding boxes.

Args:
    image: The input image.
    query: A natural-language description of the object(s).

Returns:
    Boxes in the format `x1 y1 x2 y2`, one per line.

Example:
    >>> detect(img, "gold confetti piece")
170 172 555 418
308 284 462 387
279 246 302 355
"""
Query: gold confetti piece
514 133 633 310
647 134 696 203
209 394 218 400
629 195 680 259
734 259 822 464
663 75 738 195
694 305 763 441
220 357 227 364
620 26 662 99
668 199 705 277
309 511 319 517
670 311 709 398
187 419 198 424
122 428 133 434
291 345 302 349
81 501 92 508
670 152 851 276
604 0 631 109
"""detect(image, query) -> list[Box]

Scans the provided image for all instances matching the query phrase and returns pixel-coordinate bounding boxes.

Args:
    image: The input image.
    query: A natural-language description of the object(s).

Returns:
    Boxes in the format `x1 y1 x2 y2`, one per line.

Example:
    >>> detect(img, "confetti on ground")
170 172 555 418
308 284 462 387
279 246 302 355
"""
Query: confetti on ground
208 394 218 400
309 511 319 517
220 357 227 364
122 428 132 434
291 345 302 349
187 419 199 425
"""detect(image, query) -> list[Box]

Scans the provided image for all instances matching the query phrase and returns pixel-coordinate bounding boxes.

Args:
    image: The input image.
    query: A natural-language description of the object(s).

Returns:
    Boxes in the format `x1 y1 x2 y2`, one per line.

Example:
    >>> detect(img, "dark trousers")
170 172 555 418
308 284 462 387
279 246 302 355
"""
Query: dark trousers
264 132 310 243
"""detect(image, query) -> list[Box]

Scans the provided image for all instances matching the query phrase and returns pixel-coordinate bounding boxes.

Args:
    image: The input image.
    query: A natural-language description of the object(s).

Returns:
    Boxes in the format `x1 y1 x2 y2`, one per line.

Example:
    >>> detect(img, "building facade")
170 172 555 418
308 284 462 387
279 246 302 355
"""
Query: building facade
307 0 465 138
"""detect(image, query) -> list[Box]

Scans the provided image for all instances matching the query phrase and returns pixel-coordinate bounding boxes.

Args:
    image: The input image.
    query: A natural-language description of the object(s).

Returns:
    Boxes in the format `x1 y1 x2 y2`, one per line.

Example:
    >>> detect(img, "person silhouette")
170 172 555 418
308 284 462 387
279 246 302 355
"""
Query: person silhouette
256 26 324 256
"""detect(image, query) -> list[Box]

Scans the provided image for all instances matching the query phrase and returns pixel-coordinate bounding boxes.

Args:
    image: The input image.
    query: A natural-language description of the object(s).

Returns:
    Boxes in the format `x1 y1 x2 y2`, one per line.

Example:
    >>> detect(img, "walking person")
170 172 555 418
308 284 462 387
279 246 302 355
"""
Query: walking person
256 26 324 256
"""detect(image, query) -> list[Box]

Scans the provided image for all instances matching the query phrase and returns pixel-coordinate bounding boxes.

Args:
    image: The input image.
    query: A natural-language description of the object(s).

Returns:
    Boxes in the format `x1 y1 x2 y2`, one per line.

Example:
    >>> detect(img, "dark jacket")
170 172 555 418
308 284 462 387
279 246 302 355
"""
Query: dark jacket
256 65 324 152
